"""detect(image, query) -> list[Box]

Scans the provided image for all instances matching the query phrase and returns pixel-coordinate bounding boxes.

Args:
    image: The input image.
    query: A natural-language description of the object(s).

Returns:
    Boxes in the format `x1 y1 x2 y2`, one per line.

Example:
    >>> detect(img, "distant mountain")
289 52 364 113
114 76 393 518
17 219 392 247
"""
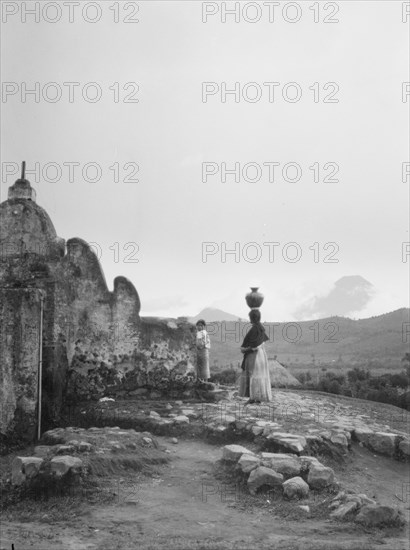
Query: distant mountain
294 275 375 320
206 308 410 369
189 307 245 323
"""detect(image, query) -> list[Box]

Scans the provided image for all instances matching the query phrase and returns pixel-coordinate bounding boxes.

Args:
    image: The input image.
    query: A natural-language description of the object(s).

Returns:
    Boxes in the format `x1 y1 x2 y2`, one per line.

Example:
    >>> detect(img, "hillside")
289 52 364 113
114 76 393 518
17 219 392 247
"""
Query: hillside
206 308 410 369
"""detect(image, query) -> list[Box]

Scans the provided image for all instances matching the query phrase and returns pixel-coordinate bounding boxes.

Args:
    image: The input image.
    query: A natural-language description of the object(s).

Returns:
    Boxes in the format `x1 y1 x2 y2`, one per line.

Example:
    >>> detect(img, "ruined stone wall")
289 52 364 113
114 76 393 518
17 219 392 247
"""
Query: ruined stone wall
0 289 41 441
0 197 65 437
55 240 196 402
0 191 197 442
64 315 196 401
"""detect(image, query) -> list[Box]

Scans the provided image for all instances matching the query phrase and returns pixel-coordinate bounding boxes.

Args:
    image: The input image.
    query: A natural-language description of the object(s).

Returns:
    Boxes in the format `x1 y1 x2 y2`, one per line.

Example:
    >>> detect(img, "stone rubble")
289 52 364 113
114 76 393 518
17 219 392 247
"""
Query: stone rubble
307 463 335 489
248 467 284 495
355 504 406 527
282 476 310 499
329 500 360 519
12 457 44 485
221 443 335 498
237 454 261 473
222 444 253 462
260 454 301 477
220 442 405 526
6 392 408 531
265 433 307 453
11 425 161 490
50 456 83 477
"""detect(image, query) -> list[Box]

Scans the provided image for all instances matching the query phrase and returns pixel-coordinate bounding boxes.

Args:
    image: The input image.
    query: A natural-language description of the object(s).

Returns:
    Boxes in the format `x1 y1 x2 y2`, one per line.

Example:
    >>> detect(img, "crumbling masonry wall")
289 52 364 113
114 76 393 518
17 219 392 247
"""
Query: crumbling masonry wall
0 289 40 441
53 239 197 404
0 189 196 442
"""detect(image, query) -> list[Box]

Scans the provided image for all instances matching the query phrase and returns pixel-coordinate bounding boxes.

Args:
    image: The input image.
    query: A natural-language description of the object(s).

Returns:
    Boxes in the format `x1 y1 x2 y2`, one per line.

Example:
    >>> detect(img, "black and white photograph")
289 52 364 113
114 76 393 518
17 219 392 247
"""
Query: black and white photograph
0 1 409 549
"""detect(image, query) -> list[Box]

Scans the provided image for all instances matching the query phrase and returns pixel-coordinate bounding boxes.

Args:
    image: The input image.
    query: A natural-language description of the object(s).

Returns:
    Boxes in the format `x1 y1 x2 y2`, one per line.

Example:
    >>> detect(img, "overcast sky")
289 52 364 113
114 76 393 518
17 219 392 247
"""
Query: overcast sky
1 1 409 321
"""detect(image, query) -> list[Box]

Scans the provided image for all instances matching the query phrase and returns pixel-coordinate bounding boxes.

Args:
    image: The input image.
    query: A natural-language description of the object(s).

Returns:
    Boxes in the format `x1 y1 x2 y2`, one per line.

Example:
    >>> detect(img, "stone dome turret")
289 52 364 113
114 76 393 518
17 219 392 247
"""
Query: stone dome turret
7 161 37 201
0 162 65 260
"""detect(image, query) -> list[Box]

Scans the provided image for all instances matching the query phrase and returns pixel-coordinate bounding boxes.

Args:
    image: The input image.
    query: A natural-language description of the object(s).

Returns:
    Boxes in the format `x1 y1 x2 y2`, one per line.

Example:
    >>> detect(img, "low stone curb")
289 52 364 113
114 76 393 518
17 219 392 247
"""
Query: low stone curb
219 443 406 528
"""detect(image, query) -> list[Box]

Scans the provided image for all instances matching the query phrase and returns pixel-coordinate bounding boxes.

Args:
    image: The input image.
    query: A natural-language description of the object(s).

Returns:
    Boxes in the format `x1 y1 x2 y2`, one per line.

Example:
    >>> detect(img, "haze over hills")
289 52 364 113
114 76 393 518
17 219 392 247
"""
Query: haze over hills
197 308 410 370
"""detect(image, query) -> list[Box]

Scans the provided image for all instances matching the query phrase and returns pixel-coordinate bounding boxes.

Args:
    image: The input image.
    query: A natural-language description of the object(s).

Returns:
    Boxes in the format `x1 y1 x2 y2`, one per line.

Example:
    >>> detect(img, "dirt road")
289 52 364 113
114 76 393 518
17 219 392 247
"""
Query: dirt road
1 437 409 550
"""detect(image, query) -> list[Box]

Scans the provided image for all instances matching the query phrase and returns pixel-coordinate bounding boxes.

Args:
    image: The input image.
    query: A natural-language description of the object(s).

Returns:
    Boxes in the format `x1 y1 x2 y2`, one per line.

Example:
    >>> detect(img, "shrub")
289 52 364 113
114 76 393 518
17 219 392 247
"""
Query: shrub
328 380 341 395
347 367 369 383
295 373 306 384
389 373 409 389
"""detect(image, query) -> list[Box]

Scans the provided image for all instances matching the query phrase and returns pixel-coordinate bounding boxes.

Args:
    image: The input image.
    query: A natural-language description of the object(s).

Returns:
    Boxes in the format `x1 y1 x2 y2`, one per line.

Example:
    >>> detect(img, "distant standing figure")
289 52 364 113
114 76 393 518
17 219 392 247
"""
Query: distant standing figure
239 309 272 403
195 319 211 381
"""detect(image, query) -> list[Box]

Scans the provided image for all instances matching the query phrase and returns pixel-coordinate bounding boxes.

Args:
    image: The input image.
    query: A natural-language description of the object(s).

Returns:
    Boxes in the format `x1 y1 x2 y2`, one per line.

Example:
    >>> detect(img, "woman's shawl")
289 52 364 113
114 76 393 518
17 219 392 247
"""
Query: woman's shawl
241 322 269 349
240 322 269 369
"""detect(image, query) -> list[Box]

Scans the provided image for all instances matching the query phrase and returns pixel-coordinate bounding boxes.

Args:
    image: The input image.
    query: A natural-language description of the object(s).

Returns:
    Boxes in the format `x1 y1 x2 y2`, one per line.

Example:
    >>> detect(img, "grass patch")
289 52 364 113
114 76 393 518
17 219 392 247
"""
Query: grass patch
87 450 169 477
0 442 170 525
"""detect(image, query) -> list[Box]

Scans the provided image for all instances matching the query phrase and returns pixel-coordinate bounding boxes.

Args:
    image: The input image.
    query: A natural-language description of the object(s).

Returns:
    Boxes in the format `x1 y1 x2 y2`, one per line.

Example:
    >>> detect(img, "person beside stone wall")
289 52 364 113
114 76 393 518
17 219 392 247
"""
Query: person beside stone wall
195 319 211 381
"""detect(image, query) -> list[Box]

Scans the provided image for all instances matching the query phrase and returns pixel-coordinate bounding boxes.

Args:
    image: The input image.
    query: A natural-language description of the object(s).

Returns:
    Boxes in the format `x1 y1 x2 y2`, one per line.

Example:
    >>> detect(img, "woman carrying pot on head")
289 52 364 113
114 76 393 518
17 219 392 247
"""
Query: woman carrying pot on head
239 309 272 404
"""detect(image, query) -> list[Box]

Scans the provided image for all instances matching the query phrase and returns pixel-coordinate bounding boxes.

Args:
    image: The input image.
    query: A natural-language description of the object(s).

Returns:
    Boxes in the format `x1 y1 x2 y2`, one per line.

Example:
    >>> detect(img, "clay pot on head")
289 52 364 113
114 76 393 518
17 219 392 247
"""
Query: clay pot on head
245 287 264 309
